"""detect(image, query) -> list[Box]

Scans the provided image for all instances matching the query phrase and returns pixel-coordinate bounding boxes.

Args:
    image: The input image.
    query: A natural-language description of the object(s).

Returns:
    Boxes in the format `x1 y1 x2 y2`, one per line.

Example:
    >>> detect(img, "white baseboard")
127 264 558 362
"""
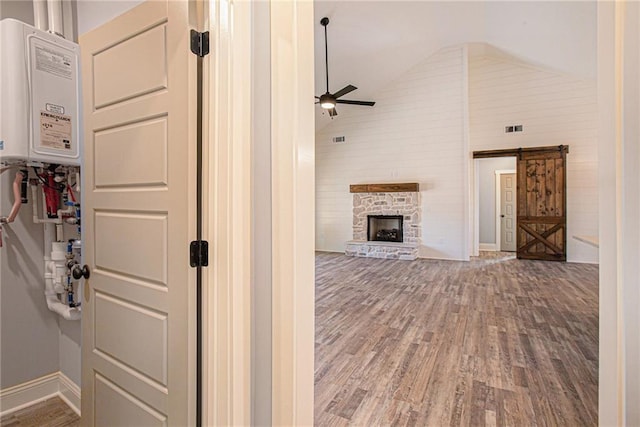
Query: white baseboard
0 372 59 416
58 372 81 416
0 372 81 417
316 248 344 253
479 243 498 251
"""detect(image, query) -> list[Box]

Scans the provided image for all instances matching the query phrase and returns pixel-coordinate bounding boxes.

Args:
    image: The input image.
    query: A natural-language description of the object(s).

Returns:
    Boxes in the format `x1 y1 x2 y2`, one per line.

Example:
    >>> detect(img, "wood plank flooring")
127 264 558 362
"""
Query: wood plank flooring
0 397 79 427
315 252 598 426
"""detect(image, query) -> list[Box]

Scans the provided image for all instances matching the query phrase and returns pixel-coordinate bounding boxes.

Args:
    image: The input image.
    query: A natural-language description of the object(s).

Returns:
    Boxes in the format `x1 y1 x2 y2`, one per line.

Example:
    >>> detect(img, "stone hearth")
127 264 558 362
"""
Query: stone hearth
345 240 419 260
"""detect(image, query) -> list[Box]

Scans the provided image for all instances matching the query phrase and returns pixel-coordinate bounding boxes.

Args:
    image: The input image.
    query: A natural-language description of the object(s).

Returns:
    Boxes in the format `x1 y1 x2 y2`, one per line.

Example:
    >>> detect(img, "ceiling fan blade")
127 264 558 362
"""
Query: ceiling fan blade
328 107 338 117
336 99 376 107
332 85 357 99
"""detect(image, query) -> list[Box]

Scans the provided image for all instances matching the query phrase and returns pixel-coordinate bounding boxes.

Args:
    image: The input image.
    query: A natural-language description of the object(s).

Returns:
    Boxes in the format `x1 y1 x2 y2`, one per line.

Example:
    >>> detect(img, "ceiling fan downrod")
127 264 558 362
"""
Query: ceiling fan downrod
321 17 330 95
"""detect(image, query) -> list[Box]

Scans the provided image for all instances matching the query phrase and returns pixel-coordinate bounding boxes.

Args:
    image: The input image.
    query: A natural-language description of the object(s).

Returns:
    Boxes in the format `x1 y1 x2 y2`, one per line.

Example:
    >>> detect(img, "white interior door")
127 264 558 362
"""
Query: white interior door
80 1 196 425
500 173 516 252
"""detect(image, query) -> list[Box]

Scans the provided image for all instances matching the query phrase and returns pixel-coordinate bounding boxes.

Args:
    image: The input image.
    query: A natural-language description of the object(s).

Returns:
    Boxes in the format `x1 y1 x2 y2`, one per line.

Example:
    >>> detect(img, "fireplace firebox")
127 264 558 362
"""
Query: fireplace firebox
367 215 403 243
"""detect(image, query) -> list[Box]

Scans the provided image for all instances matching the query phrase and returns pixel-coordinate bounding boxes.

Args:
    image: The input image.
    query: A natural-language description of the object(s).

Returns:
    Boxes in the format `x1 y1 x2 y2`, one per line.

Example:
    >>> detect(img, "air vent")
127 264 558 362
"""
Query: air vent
505 125 523 133
332 136 346 144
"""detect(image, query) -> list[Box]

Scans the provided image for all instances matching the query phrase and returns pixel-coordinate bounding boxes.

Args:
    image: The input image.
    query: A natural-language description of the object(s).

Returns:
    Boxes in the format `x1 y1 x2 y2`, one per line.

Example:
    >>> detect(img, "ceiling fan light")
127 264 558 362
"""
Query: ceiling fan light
319 94 336 109
321 100 336 109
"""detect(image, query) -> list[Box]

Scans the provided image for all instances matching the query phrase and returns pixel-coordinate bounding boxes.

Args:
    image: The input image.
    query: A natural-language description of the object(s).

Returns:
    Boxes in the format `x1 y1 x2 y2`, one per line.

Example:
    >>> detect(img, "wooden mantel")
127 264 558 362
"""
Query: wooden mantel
350 183 419 193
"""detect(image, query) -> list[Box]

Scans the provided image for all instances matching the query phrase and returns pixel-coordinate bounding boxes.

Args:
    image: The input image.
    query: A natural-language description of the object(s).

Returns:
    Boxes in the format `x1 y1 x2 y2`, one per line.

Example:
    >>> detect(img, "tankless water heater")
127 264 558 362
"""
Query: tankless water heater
0 18 80 166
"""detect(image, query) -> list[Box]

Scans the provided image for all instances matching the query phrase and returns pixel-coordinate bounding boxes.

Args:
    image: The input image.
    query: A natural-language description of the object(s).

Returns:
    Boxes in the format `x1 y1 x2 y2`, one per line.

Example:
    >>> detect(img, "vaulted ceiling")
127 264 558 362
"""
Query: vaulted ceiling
313 1 596 125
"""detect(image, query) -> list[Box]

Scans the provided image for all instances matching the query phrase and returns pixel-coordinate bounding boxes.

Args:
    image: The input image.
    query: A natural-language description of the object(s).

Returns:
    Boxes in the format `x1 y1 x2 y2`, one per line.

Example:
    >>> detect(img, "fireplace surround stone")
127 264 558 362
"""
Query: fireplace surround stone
346 190 421 260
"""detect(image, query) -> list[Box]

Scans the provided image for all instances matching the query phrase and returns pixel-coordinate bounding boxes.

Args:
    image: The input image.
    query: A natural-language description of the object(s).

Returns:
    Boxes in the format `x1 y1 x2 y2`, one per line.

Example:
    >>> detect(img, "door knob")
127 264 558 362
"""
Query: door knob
500 214 505 218
72 264 91 280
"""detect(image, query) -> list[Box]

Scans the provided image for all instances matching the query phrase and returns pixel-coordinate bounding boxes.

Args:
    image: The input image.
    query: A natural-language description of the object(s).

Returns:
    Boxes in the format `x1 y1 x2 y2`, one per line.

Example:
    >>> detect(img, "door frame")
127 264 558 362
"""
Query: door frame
472 146 568 260
204 0 252 425
203 1 315 426
268 2 315 425
471 159 517 255
264 1 629 424
495 169 516 252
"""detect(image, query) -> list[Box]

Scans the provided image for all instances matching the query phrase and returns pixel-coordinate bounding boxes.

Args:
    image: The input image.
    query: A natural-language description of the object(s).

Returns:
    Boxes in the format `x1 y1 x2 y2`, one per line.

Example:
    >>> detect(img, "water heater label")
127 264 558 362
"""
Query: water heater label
40 111 72 150
35 44 72 80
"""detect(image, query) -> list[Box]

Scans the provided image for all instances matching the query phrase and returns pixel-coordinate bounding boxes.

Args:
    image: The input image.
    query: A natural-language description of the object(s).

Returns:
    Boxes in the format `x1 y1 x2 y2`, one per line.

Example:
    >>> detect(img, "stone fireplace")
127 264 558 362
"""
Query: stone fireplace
345 183 421 260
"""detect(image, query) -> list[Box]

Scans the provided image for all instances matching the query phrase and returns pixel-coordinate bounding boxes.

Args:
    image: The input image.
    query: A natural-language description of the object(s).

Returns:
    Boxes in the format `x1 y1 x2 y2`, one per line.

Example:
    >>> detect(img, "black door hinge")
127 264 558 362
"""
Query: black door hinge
190 30 210 57
190 240 209 267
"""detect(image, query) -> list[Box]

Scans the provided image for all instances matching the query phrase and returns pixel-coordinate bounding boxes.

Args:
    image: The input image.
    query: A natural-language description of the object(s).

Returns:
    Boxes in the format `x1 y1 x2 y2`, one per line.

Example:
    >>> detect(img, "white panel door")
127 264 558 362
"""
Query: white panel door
80 1 196 425
500 173 516 252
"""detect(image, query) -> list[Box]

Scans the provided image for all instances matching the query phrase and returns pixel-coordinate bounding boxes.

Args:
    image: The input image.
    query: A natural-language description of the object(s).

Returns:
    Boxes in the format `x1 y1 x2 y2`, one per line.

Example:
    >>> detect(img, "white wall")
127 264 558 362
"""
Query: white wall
316 43 598 263
477 157 516 246
316 46 467 260
76 0 143 36
0 174 60 389
483 1 597 80
469 46 599 263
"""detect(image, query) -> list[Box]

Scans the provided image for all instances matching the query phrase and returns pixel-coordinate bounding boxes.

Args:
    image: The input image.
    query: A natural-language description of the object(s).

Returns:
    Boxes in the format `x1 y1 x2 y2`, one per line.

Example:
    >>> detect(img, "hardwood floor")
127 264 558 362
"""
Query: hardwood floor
0 397 79 427
315 252 598 426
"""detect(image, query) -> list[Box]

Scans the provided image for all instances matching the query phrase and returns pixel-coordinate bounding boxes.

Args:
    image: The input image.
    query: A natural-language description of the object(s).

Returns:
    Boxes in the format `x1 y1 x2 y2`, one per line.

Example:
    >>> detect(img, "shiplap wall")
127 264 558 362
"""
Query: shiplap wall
316 43 598 263
469 51 598 263
316 46 467 260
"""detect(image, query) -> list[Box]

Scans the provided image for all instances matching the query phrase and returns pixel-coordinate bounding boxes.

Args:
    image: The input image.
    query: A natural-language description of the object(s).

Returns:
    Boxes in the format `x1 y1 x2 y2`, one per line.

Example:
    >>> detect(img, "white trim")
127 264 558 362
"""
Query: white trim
0 373 58 417
417 254 469 261
566 259 600 266
597 1 639 424
462 44 471 261
316 248 344 254
250 2 273 424
494 169 516 251
58 372 81 416
270 1 315 425
479 243 498 251
471 159 480 256
597 2 618 424
0 372 80 417
205 0 253 425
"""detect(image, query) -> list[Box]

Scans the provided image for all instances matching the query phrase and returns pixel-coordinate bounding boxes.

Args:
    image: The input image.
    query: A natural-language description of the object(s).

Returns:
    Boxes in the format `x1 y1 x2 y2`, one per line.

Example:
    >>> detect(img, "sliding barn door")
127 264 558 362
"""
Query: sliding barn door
516 146 568 261
80 1 196 425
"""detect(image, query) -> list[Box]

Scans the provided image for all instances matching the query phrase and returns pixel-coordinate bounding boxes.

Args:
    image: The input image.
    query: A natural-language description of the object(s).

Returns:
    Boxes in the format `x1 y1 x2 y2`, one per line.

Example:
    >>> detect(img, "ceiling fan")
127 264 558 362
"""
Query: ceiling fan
316 17 375 118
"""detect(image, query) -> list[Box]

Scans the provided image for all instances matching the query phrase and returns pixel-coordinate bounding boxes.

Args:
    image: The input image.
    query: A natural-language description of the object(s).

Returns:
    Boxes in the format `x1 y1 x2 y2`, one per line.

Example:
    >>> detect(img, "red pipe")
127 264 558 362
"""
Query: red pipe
43 172 59 219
